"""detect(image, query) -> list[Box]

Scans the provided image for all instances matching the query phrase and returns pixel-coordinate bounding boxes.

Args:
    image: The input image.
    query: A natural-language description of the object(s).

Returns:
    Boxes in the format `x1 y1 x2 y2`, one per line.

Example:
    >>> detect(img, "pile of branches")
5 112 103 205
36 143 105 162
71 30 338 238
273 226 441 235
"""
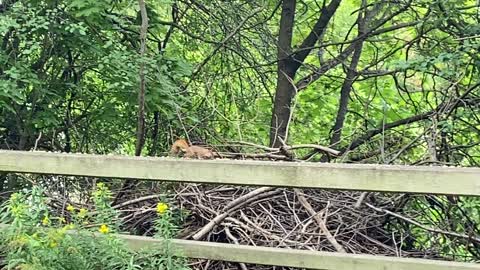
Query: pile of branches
114 183 462 270
11 157 478 270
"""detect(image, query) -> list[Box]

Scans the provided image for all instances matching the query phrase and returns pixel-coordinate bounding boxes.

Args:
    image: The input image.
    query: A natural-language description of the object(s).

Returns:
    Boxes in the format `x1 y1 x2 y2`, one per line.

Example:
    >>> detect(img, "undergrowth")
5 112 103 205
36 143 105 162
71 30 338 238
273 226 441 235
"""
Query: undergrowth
0 184 189 270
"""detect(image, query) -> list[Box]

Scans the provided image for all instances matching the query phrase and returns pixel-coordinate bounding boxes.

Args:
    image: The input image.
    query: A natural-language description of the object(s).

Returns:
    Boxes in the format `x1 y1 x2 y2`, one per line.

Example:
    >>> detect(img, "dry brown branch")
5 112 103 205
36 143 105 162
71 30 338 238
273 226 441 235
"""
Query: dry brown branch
224 227 248 270
354 192 369 209
366 203 480 244
286 144 340 156
238 212 311 248
113 194 165 209
227 141 340 156
294 188 346 253
192 187 277 240
227 141 277 151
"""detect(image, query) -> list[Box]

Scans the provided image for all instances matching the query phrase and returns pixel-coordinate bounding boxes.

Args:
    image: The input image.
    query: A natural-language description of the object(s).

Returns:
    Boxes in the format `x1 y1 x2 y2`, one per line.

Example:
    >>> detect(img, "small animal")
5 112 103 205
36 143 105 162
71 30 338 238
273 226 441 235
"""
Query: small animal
170 139 215 159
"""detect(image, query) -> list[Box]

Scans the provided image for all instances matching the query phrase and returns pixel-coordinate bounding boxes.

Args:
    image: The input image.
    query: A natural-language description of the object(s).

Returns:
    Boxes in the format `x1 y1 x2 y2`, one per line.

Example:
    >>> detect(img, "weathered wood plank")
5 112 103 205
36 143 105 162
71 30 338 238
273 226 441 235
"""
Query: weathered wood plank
0 150 479 196
122 235 479 270
0 223 477 269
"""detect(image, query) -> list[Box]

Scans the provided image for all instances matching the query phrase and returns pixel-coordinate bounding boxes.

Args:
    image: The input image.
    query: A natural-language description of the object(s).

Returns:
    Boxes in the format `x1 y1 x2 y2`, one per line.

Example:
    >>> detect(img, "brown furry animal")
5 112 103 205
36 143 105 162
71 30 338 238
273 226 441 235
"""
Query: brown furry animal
170 139 214 159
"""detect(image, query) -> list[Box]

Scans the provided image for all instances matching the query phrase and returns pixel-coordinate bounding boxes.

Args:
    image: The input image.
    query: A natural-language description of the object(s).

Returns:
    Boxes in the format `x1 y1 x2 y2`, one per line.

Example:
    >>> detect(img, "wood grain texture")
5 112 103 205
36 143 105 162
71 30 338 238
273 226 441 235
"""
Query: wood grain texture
1 150 479 196
123 234 479 270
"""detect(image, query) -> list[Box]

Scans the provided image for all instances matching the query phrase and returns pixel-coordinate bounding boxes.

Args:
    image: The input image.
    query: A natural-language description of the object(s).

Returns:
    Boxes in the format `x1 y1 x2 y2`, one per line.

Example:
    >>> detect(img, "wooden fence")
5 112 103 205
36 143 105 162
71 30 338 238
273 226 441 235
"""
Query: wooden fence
0 150 479 270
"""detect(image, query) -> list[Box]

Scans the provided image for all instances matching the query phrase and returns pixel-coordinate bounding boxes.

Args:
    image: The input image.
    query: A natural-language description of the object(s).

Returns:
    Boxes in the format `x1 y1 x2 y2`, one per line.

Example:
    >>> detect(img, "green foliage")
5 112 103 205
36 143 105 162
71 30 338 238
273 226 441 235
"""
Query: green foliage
0 185 190 270
0 0 191 155
92 182 121 232
1 0 480 262
387 195 480 259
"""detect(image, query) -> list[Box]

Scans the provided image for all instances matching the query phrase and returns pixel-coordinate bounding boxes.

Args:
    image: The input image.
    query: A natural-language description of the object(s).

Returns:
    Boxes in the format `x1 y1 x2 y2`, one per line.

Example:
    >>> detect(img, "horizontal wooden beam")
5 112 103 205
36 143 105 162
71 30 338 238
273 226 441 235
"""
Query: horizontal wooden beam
0 150 479 196
1 224 476 269
123 234 479 270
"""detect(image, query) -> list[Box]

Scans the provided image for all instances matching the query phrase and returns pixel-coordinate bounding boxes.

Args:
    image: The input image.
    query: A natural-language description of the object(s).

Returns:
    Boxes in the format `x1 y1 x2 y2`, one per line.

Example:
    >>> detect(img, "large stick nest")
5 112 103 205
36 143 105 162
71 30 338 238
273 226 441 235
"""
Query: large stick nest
9 160 476 269
114 183 455 270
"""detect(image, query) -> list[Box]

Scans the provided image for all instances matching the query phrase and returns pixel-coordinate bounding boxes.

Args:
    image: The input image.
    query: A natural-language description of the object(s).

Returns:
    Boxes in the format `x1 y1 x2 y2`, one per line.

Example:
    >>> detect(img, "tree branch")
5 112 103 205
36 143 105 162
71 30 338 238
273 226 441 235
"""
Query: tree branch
290 0 342 72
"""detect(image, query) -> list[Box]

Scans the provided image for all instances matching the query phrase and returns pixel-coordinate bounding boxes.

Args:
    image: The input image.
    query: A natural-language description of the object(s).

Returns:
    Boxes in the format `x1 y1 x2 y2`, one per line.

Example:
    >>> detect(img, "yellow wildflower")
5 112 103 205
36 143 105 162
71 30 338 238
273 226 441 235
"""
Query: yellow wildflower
66 204 75 212
78 208 88 219
156 202 168 215
58 217 66 224
49 241 58 248
42 216 50 226
99 224 110 234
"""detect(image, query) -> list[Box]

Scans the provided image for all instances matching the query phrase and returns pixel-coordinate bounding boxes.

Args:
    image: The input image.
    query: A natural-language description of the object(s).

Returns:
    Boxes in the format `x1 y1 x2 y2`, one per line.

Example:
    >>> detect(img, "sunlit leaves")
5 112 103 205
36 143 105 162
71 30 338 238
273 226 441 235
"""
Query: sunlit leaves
0 0 191 153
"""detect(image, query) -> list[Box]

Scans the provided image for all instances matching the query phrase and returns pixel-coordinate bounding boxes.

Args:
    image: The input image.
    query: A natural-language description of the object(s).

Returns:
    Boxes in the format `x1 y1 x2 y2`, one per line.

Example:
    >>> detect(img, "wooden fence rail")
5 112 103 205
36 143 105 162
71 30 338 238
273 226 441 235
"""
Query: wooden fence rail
0 150 479 269
0 223 477 270
0 150 479 196
124 235 479 270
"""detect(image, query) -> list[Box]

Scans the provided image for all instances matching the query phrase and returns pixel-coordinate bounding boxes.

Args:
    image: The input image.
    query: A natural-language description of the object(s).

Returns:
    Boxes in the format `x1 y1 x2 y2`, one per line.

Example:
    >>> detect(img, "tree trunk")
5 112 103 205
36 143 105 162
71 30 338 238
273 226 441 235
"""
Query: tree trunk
269 0 296 147
135 0 148 157
114 0 148 204
148 111 160 156
269 0 342 147
329 0 367 148
329 43 365 146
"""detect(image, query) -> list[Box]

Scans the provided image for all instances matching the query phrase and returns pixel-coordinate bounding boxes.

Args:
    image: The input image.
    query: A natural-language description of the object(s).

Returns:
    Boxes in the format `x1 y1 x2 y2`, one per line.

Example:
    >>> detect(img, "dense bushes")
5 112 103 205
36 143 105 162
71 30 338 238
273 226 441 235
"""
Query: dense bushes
0 184 188 270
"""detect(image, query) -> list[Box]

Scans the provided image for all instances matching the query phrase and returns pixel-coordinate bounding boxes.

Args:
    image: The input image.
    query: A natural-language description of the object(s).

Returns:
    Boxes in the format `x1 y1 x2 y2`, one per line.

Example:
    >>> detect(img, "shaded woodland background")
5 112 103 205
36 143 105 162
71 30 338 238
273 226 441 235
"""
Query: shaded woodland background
1 0 480 267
